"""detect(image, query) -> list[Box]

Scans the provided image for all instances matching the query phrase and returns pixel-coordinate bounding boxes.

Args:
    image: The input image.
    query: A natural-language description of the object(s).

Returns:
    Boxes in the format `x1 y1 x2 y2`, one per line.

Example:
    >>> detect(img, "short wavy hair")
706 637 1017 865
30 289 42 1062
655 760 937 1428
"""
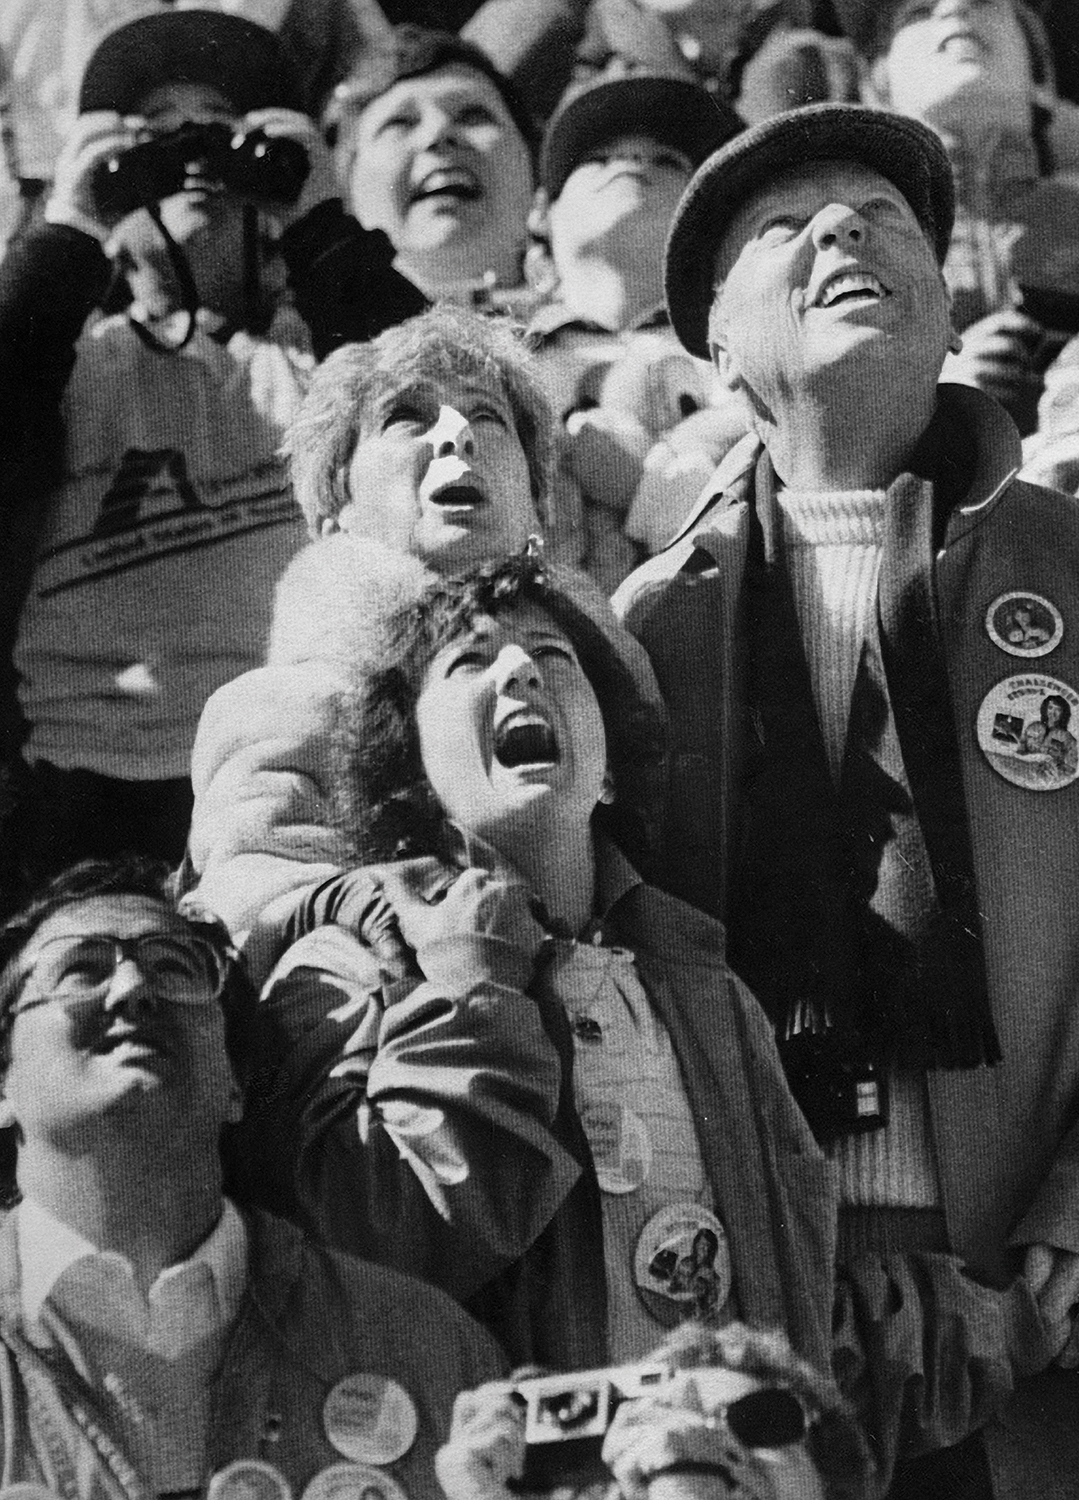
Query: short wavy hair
286 304 556 536
325 23 538 163
331 549 666 869
0 855 254 1082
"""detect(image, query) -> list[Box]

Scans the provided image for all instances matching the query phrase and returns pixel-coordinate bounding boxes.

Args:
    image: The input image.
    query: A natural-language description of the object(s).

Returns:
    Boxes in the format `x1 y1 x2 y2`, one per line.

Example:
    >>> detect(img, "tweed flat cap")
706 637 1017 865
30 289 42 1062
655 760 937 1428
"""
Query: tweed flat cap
665 102 955 359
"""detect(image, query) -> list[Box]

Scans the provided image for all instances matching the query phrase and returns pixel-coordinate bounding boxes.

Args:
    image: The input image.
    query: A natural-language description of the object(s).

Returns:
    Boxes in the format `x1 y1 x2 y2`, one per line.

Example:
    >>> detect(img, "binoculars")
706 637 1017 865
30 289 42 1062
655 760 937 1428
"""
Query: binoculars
92 122 309 217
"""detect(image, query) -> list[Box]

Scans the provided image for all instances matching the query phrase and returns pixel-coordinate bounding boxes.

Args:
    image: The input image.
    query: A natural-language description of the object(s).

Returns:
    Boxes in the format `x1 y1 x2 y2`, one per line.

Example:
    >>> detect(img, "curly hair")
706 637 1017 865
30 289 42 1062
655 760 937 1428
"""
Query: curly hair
285 304 555 536
653 1321 872 1500
331 549 666 868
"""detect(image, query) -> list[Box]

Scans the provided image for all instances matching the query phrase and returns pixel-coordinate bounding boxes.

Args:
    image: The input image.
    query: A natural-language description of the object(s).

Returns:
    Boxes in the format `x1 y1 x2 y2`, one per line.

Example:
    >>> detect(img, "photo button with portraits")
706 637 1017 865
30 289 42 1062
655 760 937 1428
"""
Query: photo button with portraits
322 1376 418 1466
985 592 1063 658
633 1205 731 1325
208 1459 293 1500
578 1101 652 1193
977 674 1079 790
301 1463 408 1500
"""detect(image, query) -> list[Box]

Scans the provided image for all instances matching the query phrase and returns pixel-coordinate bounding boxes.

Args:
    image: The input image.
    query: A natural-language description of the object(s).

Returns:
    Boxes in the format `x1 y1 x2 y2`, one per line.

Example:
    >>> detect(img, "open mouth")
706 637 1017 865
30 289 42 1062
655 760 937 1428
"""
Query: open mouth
814 270 889 309
494 715 559 768
431 482 485 509
410 168 482 205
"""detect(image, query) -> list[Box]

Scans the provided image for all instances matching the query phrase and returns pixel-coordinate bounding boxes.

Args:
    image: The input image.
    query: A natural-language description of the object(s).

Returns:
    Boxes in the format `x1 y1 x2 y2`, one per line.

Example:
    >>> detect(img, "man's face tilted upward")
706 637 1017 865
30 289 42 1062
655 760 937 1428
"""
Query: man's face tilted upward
0 895 239 1151
707 158 954 414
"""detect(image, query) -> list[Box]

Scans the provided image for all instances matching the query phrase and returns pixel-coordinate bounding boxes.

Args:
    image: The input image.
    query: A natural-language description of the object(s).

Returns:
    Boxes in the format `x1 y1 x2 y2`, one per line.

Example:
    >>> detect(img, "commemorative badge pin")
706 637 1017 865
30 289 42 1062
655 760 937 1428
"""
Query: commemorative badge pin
301 1463 408 1500
633 1204 731 1325
323 1375 418 1466
208 1460 293 1500
976 673 1079 790
985 592 1063 658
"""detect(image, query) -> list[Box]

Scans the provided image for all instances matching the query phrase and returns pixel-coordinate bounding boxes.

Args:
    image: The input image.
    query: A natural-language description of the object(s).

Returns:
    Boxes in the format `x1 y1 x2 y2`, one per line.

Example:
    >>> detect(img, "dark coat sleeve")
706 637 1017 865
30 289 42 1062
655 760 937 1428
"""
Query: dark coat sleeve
277 200 427 361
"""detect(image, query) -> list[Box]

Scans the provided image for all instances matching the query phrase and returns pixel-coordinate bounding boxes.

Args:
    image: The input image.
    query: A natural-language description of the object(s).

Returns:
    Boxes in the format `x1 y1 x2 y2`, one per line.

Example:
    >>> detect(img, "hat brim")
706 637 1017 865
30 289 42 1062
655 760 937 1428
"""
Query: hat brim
665 103 955 360
540 75 743 198
79 11 303 118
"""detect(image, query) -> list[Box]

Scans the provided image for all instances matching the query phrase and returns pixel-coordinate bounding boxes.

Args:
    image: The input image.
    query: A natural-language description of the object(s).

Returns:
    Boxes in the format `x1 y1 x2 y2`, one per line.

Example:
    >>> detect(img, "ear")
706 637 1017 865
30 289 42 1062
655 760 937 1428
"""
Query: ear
319 515 340 537
0 1080 16 1133
864 56 892 107
709 339 741 395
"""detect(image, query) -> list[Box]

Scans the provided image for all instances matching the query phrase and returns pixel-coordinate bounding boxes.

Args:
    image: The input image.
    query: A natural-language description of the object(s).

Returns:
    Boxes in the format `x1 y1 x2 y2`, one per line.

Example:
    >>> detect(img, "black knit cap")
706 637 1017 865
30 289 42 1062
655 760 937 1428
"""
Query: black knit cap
539 73 744 198
665 103 956 360
78 9 303 117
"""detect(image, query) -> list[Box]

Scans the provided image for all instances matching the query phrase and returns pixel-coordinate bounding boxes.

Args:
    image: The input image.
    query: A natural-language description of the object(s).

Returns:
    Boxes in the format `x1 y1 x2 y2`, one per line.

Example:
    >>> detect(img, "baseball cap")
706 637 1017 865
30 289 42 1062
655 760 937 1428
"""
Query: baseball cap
79 9 304 118
540 72 743 198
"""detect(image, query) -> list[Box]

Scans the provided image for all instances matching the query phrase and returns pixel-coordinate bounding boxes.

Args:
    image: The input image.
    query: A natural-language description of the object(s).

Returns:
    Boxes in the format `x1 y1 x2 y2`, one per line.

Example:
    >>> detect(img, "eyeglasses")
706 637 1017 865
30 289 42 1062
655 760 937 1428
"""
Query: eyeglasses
683 1382 814 1449
11 933 229 1015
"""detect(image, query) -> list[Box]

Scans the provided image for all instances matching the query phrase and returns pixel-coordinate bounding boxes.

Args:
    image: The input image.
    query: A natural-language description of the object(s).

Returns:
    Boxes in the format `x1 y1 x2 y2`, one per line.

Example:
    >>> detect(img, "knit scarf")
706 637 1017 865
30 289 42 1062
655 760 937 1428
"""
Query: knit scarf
725 400 1002 1142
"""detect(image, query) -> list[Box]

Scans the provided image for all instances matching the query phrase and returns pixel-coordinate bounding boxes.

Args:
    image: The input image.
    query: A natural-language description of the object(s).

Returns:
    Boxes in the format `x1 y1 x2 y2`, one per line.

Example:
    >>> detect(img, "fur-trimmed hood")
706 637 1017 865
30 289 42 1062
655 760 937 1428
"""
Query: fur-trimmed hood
267 534 437 676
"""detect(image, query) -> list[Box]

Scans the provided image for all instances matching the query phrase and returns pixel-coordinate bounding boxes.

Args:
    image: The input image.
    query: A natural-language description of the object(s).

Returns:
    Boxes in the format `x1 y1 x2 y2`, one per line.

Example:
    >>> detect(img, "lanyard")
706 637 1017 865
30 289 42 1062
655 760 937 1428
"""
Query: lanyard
0 1323 148 1500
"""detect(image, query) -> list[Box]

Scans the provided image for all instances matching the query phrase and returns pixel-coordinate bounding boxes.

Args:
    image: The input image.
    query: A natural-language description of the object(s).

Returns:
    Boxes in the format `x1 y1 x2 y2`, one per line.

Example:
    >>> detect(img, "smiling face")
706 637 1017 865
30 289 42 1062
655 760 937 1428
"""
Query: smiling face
708 158 952 413
874 0 1031 118
0 895 239 1152
547 132 693 271
337 369 537 570
345 65 534 292
414 602 607 855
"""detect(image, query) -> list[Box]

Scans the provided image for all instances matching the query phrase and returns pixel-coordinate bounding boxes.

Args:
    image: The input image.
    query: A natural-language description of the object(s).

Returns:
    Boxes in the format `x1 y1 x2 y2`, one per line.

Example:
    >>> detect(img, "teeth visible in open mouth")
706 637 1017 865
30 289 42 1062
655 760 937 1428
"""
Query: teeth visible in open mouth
494 718 558 767
818 272 887 307
413 169 479 202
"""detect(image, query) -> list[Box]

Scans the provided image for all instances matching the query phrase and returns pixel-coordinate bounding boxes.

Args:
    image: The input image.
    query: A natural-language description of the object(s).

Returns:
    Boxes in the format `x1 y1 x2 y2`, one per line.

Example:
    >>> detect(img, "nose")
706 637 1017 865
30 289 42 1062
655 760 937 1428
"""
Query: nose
415 103 459 152
102 957 155 1014
427 405 475 460
810 201 866 251
492 644 542 694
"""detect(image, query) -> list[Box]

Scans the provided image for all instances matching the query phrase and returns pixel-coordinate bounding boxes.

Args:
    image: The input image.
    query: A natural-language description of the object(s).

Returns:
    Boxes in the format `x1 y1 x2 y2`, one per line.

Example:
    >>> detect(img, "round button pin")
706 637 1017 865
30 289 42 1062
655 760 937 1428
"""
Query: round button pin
301 1463 408 1500
208 1460 293 1500
634 1205 732 1325
323 1375 418 1466
976 674 1079 790
579 1100 652 1194
985 592 1063 658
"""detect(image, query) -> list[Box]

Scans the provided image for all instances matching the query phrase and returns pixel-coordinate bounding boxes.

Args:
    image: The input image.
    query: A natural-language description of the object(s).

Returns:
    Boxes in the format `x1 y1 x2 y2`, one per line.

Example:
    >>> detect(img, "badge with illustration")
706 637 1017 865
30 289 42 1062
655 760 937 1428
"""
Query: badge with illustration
977 674 1079 789
633 1205 731 1325
985 592 1063 658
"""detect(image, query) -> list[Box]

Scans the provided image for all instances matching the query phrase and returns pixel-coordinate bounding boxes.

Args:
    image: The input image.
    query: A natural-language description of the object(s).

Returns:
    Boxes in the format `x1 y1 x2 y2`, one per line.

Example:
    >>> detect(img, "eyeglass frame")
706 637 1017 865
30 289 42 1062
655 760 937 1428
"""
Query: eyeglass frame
6 930 231 1019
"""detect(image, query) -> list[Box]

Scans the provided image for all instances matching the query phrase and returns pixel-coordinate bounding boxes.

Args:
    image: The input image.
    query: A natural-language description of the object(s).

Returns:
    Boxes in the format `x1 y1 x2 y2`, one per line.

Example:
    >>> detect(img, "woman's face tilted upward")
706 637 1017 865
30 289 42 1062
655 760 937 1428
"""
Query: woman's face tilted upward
414 600 607 856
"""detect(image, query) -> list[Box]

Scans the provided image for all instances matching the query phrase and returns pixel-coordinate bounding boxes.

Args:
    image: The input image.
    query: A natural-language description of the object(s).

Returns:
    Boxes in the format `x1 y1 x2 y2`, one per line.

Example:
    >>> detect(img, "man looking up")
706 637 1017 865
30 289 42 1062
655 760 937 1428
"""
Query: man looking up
0 856 501 1499
616 102 1079 1496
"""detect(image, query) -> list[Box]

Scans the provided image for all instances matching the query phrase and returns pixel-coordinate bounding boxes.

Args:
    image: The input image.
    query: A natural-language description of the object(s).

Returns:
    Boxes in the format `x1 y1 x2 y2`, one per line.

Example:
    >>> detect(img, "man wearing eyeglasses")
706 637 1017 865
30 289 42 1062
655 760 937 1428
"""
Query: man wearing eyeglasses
0 855 503 1500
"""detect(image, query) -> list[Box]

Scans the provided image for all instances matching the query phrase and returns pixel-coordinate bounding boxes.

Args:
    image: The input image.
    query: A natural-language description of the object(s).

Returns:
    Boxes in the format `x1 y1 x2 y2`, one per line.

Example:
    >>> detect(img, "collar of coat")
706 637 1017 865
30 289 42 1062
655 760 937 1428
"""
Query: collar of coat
665 382 1022 557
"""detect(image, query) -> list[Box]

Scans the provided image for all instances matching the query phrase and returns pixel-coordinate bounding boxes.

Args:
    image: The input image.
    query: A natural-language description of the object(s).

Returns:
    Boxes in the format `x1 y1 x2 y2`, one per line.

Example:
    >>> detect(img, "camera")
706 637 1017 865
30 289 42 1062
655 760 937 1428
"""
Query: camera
92 122 309 217
510 1362 670 1491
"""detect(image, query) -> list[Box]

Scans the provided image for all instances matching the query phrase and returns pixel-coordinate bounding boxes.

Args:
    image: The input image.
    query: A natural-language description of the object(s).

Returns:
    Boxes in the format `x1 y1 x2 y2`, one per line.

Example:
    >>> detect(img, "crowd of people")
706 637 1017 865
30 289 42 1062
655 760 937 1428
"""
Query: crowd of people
2 3 1079 1500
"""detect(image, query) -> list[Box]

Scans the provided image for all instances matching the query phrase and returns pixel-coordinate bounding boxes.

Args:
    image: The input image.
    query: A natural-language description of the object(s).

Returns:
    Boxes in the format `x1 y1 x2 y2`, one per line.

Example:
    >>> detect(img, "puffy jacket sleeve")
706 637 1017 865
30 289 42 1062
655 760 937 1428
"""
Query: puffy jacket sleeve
230 912 582 1303
188 661 353 955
